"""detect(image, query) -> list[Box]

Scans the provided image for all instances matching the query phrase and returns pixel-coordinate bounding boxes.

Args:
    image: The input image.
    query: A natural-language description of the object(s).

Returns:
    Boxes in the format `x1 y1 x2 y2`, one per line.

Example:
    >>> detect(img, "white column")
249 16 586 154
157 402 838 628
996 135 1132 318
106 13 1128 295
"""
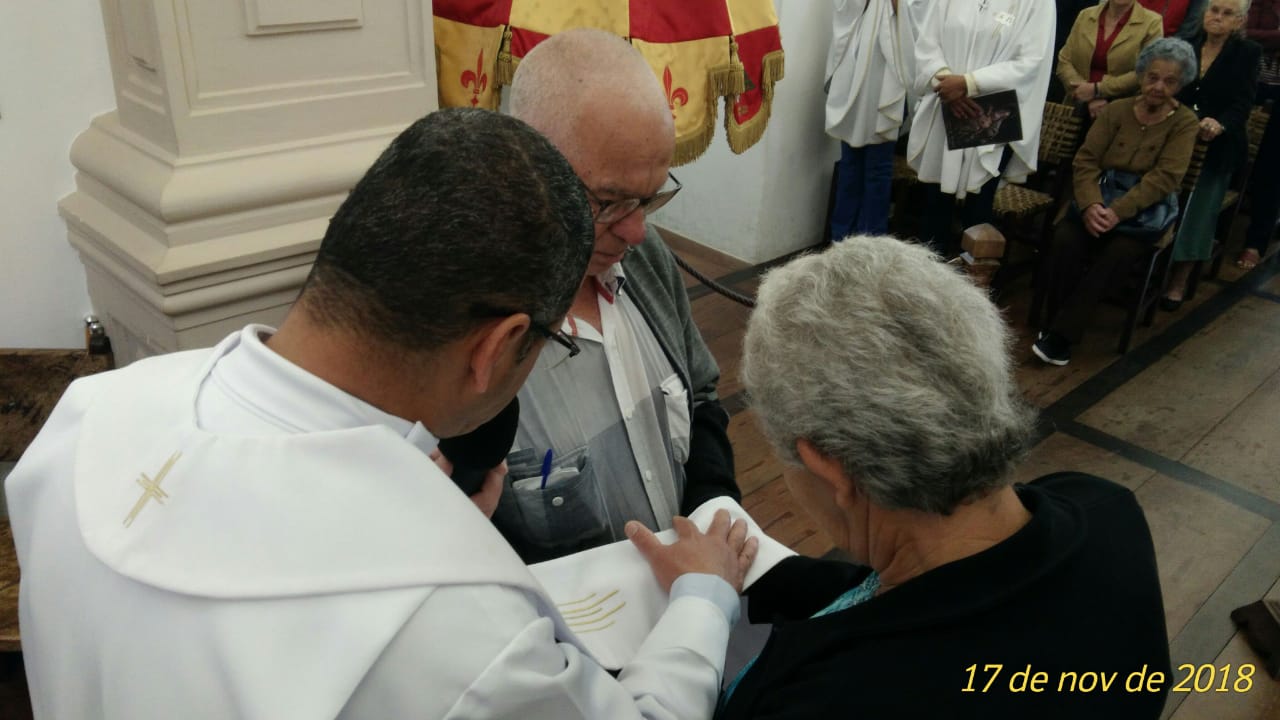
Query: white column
62 0 438 364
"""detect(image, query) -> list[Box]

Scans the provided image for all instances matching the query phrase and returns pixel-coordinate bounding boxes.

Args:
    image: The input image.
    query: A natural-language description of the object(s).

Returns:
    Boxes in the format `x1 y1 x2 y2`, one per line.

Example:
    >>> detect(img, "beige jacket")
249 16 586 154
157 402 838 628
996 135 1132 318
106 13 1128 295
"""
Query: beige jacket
1058 2 1164 100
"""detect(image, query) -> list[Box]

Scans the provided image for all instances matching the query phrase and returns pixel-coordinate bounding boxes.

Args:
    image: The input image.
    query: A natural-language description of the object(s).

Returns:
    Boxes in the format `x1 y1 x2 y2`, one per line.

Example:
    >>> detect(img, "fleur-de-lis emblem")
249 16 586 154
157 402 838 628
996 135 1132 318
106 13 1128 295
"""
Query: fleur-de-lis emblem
461 49 488 108
663 66 688 120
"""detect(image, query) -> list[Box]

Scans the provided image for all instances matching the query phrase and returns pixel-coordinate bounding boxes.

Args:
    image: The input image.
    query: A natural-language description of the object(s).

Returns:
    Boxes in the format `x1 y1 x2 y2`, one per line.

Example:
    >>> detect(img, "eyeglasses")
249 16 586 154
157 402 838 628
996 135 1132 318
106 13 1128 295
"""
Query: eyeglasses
584 172 683 226
528 321 581 367
473 305 581 366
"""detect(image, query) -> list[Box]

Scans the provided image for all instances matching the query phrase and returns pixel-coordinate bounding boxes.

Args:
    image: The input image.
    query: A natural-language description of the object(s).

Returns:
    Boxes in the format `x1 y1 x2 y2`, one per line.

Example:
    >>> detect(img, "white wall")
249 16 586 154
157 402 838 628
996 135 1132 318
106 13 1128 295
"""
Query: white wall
652 0 838 264
0 1 829 348
0 4 115 348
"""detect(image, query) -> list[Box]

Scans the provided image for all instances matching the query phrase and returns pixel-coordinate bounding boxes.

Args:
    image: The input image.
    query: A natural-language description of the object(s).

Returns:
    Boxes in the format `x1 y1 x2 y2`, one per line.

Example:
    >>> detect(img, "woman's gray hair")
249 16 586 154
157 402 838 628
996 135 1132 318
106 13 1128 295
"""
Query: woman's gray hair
741 236 1037 515
1136 37 1198 88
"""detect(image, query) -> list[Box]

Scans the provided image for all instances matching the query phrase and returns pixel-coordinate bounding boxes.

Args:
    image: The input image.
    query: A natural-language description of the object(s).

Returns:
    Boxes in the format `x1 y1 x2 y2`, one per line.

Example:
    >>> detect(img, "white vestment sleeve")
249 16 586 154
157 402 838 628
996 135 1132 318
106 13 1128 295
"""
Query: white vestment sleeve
340 582 734 720
450 592 732 719
911 0 951 96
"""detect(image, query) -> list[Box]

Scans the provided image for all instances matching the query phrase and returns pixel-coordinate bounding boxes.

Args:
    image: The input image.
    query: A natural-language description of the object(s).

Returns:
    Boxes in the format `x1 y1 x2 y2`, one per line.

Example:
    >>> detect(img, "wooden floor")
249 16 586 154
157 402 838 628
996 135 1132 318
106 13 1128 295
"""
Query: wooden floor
662 227 1280 720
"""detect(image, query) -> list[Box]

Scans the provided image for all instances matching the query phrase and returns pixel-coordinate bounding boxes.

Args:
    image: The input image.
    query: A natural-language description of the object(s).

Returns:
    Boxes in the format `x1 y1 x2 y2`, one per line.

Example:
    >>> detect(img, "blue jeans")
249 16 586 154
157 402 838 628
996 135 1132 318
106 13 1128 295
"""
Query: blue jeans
830 141 895 240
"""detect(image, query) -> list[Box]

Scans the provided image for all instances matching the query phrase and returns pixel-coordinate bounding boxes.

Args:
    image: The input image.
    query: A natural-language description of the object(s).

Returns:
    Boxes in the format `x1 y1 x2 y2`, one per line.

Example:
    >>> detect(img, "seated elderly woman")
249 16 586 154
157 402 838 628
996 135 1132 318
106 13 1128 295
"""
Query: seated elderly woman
1162 0 1262 308
1058 0 1164 118
1033 38 1200 366
724 236 1171 718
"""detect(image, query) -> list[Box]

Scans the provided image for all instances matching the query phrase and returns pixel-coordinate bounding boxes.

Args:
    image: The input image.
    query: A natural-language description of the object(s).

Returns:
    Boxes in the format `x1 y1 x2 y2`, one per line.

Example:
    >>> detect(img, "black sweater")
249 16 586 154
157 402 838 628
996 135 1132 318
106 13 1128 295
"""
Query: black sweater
724 473 1172 720
1178 33 1262 172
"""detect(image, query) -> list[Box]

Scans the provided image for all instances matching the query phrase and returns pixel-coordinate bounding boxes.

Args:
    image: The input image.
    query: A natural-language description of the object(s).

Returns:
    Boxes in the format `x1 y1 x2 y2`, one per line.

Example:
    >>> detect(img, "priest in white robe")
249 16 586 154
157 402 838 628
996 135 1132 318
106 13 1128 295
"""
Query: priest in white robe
6 108 757 720
907 0 1055 255
824 0 918 238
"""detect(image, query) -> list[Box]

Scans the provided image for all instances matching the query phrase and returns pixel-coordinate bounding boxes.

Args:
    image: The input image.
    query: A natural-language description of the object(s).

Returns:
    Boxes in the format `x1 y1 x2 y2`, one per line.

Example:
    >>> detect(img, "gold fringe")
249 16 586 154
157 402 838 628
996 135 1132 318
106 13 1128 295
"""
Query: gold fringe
673 108 717 167
708 62 745 97
726 50 786 154
495 27 515 87
760 50 785 99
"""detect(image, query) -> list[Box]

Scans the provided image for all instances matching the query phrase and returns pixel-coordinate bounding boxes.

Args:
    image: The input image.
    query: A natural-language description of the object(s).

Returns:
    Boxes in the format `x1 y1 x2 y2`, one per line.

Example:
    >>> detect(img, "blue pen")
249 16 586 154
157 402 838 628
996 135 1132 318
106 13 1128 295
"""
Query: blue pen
540 448 554 489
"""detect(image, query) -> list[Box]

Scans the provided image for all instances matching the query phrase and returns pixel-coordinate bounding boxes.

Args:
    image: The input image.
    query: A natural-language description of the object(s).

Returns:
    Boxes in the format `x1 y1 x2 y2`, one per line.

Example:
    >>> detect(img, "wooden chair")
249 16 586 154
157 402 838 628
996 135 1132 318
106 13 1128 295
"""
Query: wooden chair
993 102 1083 230
1201 101 1273 286
996 102 1082 290
1029 138 1208 353
1118 138 1209 353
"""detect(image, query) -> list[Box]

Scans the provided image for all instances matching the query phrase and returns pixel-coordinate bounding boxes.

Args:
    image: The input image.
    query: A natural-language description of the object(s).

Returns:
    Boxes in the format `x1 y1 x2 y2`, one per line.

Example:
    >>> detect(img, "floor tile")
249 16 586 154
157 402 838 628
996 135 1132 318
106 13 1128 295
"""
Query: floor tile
1013 432 1157 491
1078 298 1280 460
1136 475 1272 639
1167 632 1280 720
1181 368 1280 506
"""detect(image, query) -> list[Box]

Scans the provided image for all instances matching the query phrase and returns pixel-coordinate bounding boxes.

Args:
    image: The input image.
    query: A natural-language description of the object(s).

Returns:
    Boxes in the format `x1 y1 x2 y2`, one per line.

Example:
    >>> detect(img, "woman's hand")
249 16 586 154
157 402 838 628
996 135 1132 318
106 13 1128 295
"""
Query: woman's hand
1071 81 1097 103
1199 117 1225 141
1082 203 1118 237
1087 98 1108 119
627 509 759 594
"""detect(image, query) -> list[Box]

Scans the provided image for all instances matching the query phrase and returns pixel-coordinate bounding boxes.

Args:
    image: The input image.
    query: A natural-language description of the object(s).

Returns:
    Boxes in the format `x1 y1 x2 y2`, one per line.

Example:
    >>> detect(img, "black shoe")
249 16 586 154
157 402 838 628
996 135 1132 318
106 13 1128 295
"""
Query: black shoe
1159 296 1184 312
1032 332 1071 366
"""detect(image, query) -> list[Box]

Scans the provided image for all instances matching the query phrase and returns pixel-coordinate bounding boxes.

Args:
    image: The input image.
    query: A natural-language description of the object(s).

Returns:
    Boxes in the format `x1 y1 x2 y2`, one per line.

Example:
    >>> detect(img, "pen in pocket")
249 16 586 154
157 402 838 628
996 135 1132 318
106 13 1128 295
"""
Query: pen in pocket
540 448 554 490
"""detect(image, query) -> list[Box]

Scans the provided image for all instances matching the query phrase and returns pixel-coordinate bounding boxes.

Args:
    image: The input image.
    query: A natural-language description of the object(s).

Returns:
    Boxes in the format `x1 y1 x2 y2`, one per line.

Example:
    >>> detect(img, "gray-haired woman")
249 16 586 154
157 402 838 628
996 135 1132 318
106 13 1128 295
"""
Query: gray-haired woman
1163 0 1262 307
1033 38 1200 365
721 236 1171 719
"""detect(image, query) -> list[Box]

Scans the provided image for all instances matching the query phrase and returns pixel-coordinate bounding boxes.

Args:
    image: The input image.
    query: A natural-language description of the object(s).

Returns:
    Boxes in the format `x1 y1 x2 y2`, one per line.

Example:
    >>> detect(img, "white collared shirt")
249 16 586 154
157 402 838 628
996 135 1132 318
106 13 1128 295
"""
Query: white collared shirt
503 264 691 557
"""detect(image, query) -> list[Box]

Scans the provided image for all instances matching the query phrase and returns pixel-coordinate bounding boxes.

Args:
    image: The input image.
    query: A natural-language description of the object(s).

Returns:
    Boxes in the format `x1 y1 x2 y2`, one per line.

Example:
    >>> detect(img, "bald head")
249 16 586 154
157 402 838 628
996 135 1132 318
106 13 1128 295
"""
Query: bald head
509 28 674 169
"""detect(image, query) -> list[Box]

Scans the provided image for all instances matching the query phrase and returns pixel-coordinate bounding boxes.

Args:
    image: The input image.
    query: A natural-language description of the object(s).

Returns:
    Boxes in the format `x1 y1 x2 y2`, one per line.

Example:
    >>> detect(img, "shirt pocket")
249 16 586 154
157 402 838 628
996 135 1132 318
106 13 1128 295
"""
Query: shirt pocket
492 445 612 563
660 373 691 465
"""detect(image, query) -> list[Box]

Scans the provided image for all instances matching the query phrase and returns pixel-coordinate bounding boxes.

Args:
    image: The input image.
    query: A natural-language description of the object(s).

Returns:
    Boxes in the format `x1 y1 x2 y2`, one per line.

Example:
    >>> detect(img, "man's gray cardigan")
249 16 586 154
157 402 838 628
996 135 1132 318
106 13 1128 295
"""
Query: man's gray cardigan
620 226 740 513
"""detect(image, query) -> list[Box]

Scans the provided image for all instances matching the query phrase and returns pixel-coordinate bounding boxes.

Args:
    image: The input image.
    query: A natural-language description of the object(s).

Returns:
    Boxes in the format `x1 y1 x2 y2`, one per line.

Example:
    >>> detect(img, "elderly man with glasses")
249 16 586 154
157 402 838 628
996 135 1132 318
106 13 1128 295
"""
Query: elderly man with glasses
492 28 741 563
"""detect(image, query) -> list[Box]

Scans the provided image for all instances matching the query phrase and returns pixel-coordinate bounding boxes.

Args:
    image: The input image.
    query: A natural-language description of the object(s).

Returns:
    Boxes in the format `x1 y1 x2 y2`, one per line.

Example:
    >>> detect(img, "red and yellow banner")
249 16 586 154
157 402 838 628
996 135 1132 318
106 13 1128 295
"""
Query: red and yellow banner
432 0 784 164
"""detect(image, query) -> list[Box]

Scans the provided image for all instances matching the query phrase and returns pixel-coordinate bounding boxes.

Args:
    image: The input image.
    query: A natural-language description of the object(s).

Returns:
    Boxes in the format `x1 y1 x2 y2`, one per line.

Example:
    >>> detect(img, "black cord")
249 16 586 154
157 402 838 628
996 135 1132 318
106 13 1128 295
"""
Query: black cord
671 251 757 308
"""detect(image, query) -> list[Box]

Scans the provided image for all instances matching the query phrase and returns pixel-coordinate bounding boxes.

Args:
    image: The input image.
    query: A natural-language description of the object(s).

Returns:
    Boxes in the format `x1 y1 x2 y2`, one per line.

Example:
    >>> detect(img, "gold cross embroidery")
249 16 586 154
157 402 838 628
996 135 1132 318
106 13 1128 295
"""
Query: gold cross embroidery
123 451 182 528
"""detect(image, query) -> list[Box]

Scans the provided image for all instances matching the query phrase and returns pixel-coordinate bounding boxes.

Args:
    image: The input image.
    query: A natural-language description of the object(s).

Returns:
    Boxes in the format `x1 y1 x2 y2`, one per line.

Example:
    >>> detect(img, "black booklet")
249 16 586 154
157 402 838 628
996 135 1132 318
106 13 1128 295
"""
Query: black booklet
943 89 1022 150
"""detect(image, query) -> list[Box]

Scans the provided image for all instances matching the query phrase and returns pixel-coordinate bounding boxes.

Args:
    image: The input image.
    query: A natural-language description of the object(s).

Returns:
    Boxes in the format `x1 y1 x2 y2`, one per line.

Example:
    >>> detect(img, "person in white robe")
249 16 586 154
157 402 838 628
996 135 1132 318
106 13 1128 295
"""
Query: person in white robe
825 0 918 238
6 108 758 720
907 0 1056 254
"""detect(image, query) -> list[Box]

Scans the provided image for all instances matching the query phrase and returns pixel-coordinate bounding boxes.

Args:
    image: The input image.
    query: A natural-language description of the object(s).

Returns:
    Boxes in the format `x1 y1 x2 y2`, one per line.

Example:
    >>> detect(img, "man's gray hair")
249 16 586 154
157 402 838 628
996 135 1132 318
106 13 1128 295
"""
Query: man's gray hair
1137 37 1198 88
741 236 1037 515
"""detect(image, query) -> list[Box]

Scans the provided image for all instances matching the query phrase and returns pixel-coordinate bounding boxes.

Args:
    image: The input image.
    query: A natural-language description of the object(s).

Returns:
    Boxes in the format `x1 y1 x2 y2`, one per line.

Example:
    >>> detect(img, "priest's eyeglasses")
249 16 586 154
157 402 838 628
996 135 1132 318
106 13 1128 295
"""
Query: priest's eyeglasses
474 305 580 367
529 321 581 367
585 172 683 226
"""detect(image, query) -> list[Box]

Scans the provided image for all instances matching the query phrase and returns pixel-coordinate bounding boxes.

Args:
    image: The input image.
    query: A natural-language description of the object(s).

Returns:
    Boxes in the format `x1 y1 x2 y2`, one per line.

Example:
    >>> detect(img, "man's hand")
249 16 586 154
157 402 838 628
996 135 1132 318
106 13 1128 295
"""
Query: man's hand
947 96 983 119
1087 98 1108 119
431 449 506 519
1082 203 1117 237
627 509 759 594
935 74 970 104
1071 81 1097 103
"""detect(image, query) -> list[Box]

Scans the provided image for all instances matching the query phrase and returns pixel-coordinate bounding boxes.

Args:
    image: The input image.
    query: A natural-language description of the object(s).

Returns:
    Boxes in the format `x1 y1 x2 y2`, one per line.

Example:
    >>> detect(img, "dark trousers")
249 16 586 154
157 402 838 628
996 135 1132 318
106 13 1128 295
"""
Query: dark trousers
1047 218 1152 344
1245 83 1280 254
919 148 1012 256
830 141 895 239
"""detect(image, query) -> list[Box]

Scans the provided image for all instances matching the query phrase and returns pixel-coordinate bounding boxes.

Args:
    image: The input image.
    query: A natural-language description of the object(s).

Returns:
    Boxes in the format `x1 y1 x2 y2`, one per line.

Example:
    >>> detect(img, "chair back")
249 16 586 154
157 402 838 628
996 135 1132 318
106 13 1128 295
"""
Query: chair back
1245 104 1271 164
1037 102 1083 165
1181 139 1209 195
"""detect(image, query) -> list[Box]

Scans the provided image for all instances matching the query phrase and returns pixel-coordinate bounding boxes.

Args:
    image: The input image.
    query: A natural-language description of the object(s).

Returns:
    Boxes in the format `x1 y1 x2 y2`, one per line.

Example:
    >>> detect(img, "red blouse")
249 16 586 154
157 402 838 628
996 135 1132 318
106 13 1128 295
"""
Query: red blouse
1138 0 1191 37
1090 4 1135 83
